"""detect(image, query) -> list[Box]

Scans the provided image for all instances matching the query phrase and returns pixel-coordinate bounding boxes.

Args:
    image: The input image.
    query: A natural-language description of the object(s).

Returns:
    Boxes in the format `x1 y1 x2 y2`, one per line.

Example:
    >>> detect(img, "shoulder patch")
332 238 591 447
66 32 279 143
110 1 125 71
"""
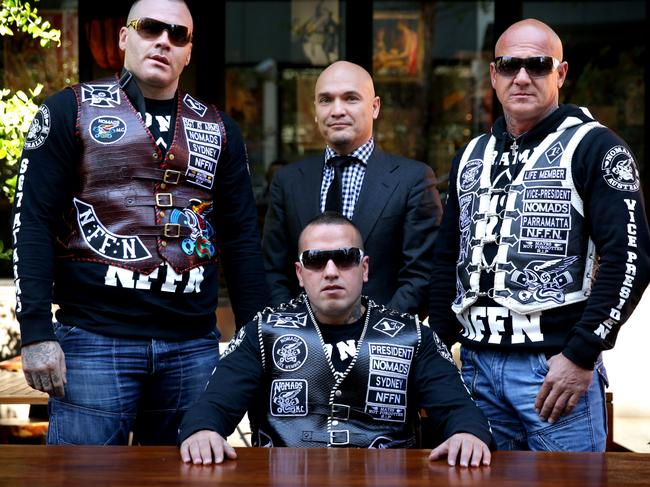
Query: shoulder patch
24 105 51 150
602 145 640 192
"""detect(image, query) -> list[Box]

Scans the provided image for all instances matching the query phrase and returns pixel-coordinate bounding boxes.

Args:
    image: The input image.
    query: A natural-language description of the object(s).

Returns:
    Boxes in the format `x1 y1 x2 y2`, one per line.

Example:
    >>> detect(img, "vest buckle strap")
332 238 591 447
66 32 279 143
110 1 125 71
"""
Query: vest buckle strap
164 223 181 238
156 193 173 207
330 430 350 446
163 169 181 184
331 403 350 420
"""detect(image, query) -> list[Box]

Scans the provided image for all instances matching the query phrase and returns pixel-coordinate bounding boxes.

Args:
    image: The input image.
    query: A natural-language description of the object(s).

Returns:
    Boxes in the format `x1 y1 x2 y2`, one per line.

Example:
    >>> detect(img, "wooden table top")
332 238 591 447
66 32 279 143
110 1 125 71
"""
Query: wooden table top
0 368 48 405
0 446 648 486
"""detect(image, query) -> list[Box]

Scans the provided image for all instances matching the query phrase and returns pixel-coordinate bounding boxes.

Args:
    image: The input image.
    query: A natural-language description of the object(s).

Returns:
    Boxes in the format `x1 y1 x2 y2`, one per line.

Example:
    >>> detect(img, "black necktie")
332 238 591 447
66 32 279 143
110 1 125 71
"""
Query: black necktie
325 156 354 213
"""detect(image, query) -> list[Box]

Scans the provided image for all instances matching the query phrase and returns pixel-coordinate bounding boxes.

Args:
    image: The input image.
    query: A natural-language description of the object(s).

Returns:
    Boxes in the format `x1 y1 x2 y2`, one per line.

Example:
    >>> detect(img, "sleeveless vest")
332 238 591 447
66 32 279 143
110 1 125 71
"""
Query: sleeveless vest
59 76 226 274
252 294 421 448
453 114 602 315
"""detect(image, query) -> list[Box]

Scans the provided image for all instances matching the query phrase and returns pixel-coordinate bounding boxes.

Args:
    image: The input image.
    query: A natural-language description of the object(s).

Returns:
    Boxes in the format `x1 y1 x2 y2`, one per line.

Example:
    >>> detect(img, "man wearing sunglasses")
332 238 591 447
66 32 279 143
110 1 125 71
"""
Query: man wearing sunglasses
429 18 650 451
13 0 268 445
179 212 492 466
263 61 442 317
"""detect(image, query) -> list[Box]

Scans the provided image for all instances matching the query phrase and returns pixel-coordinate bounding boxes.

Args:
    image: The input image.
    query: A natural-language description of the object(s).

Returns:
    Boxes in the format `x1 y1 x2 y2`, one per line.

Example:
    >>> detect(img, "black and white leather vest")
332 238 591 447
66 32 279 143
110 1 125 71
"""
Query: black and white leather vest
453 112 602 315
252 294 421 448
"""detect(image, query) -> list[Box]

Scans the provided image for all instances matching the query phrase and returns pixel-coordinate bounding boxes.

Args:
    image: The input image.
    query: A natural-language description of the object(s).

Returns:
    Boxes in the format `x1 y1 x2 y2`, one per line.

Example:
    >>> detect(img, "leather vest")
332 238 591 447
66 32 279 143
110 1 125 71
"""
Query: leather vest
60 76 226 274
252 294 421 448
453 114 602 315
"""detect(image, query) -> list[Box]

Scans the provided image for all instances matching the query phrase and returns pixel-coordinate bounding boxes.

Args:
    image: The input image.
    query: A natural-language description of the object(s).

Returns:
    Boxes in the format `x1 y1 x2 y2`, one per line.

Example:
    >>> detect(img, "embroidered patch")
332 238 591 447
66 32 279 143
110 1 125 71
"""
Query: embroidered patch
266 312 308 328
182 117 222 190
601 145 639 192
89 116 127 144
365 343 412 422
270 379 308 416
272 334 308 372
183 93 207 117
81 83 121 108
544 141 564 165
368 436 392 449
170 200 215 259
511 256 579 304
372 318 405 338
24 105 51 150
432 331 455 364
74 198 151 262
458 159 483 191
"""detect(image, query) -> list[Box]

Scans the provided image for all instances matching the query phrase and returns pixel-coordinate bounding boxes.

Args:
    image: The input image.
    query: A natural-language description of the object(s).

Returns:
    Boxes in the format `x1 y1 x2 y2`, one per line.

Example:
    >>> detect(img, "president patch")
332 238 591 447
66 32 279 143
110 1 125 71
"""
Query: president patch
272 334 308 372
183 117 222 190
602 146 639 192
74 198 151 262
89 116 127 144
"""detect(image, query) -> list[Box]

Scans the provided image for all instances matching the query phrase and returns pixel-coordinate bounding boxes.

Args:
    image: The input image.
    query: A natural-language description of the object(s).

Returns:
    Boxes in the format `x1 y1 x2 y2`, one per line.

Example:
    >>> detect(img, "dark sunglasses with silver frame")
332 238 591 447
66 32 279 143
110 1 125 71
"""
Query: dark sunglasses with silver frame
299 247 364 271
494 56 560 78
126 17 192 47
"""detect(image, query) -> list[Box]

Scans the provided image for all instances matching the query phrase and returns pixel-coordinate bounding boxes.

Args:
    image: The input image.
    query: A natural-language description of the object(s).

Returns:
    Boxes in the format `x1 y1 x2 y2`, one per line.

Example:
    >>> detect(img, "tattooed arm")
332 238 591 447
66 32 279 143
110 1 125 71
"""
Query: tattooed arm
21 340 67 397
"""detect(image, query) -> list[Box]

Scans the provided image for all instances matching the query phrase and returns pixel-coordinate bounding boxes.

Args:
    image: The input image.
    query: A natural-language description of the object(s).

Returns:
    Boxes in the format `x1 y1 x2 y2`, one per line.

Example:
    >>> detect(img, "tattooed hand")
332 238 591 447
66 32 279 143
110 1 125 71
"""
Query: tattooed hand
21 340 67 397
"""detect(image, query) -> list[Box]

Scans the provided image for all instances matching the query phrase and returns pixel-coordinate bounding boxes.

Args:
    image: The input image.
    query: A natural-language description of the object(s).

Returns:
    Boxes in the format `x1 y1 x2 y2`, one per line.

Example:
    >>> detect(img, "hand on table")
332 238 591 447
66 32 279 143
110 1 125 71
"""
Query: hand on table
180 430 237 464
21 340 66 397
535 353 593 423
429 432 491 467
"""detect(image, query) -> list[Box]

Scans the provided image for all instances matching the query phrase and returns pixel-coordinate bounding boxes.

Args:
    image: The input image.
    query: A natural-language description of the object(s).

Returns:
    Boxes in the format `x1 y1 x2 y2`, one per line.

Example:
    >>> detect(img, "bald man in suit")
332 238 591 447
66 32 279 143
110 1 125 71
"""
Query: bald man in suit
263 61 442 314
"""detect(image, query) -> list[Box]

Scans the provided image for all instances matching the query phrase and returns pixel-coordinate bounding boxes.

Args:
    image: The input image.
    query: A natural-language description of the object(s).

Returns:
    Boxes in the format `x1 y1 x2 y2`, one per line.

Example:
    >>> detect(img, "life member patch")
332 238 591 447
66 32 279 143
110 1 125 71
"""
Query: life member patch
272 334 308 371
25 105 51 150
266 312 308 328
601 146 639 192
89 116 127 144
270 379 308 416
80 83 121 108
459 159 483 191
182 117 222 190
365 342 412 422
372 318 405 338
74 198 152 262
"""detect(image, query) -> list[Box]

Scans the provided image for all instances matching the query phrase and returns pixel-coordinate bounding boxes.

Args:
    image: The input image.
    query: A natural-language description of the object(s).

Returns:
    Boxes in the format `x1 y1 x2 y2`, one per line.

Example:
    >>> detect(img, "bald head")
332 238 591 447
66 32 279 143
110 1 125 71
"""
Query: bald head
313 61 380 154
495 18 563 60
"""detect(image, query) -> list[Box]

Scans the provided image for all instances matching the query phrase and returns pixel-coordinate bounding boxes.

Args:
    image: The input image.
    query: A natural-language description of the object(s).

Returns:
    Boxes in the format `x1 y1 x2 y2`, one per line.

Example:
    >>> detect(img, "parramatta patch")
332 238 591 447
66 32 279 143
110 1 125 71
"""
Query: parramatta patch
270 379 308 416
458 159 483 192
182 117 222 190
89 116 127 144
372 318 405 338
601 145 639 192
183 93 208 117
80 83 121 108
272 334 308 371
74 198 151 262
24 104 51 150
266 312 308 328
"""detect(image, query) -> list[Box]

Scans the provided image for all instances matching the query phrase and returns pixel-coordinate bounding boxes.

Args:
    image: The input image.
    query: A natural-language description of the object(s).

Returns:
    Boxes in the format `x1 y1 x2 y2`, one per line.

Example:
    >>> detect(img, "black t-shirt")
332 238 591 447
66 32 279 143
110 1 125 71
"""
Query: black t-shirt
318 315 365 376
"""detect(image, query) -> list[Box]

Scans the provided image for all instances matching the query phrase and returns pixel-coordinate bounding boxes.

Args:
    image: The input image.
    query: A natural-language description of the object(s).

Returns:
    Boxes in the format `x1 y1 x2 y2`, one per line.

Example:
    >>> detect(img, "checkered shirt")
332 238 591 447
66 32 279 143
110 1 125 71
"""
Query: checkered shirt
319 138 374 219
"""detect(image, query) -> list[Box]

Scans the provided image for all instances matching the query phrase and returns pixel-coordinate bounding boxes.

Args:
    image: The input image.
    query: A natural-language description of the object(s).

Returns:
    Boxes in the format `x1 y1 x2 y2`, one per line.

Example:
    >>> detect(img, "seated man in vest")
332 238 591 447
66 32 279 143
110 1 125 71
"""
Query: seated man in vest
179 212 493 467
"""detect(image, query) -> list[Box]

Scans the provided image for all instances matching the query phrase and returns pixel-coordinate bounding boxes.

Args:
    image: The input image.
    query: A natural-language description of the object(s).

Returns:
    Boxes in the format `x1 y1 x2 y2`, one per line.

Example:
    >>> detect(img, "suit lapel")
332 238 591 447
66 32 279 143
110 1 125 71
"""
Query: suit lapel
352 149 399 242
294 156 324 229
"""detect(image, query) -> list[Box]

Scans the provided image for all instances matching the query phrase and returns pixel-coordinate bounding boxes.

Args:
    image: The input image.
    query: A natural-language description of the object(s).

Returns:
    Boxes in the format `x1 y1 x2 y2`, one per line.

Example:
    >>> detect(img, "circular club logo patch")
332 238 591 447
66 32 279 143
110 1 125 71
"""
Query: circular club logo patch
89 116 127 145
25 104 51 150
602 145 639 192
458 159 483 192
272 334 308 372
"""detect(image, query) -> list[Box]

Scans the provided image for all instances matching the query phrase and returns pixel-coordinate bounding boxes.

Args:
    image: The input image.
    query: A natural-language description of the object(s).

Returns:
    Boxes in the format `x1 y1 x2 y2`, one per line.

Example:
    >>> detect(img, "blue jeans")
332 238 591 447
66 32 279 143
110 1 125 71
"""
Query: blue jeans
47 322 220 445
460 347 608 451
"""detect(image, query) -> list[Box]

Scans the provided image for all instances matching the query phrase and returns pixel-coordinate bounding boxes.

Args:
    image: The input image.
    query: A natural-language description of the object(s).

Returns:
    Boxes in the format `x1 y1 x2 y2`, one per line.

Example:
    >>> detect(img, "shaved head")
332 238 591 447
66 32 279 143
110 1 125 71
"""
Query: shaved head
315 61 376 97
495 18 563 60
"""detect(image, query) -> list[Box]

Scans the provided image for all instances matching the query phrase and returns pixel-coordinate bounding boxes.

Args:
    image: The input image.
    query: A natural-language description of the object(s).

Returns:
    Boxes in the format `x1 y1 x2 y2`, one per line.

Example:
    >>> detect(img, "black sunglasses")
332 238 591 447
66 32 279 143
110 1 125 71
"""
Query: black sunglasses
494 56 560 78
126 17 192 47
299 247 364 271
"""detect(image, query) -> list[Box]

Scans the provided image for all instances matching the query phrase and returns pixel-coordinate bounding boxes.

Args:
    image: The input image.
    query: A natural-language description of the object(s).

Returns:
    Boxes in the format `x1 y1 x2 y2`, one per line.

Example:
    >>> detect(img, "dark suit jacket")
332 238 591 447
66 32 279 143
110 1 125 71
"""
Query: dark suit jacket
262 147 442 315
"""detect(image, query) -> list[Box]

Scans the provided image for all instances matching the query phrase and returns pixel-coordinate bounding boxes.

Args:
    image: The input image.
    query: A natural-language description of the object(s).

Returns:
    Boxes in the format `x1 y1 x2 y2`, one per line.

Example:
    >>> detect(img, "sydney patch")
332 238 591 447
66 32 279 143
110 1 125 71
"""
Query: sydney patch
183 117 222 190
80 83 121 108
272 334 308 371
459 159 483 191
89 116 127 144
601 146 639 192
24 105 51 150
270 379 308 416
74 198 151 262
